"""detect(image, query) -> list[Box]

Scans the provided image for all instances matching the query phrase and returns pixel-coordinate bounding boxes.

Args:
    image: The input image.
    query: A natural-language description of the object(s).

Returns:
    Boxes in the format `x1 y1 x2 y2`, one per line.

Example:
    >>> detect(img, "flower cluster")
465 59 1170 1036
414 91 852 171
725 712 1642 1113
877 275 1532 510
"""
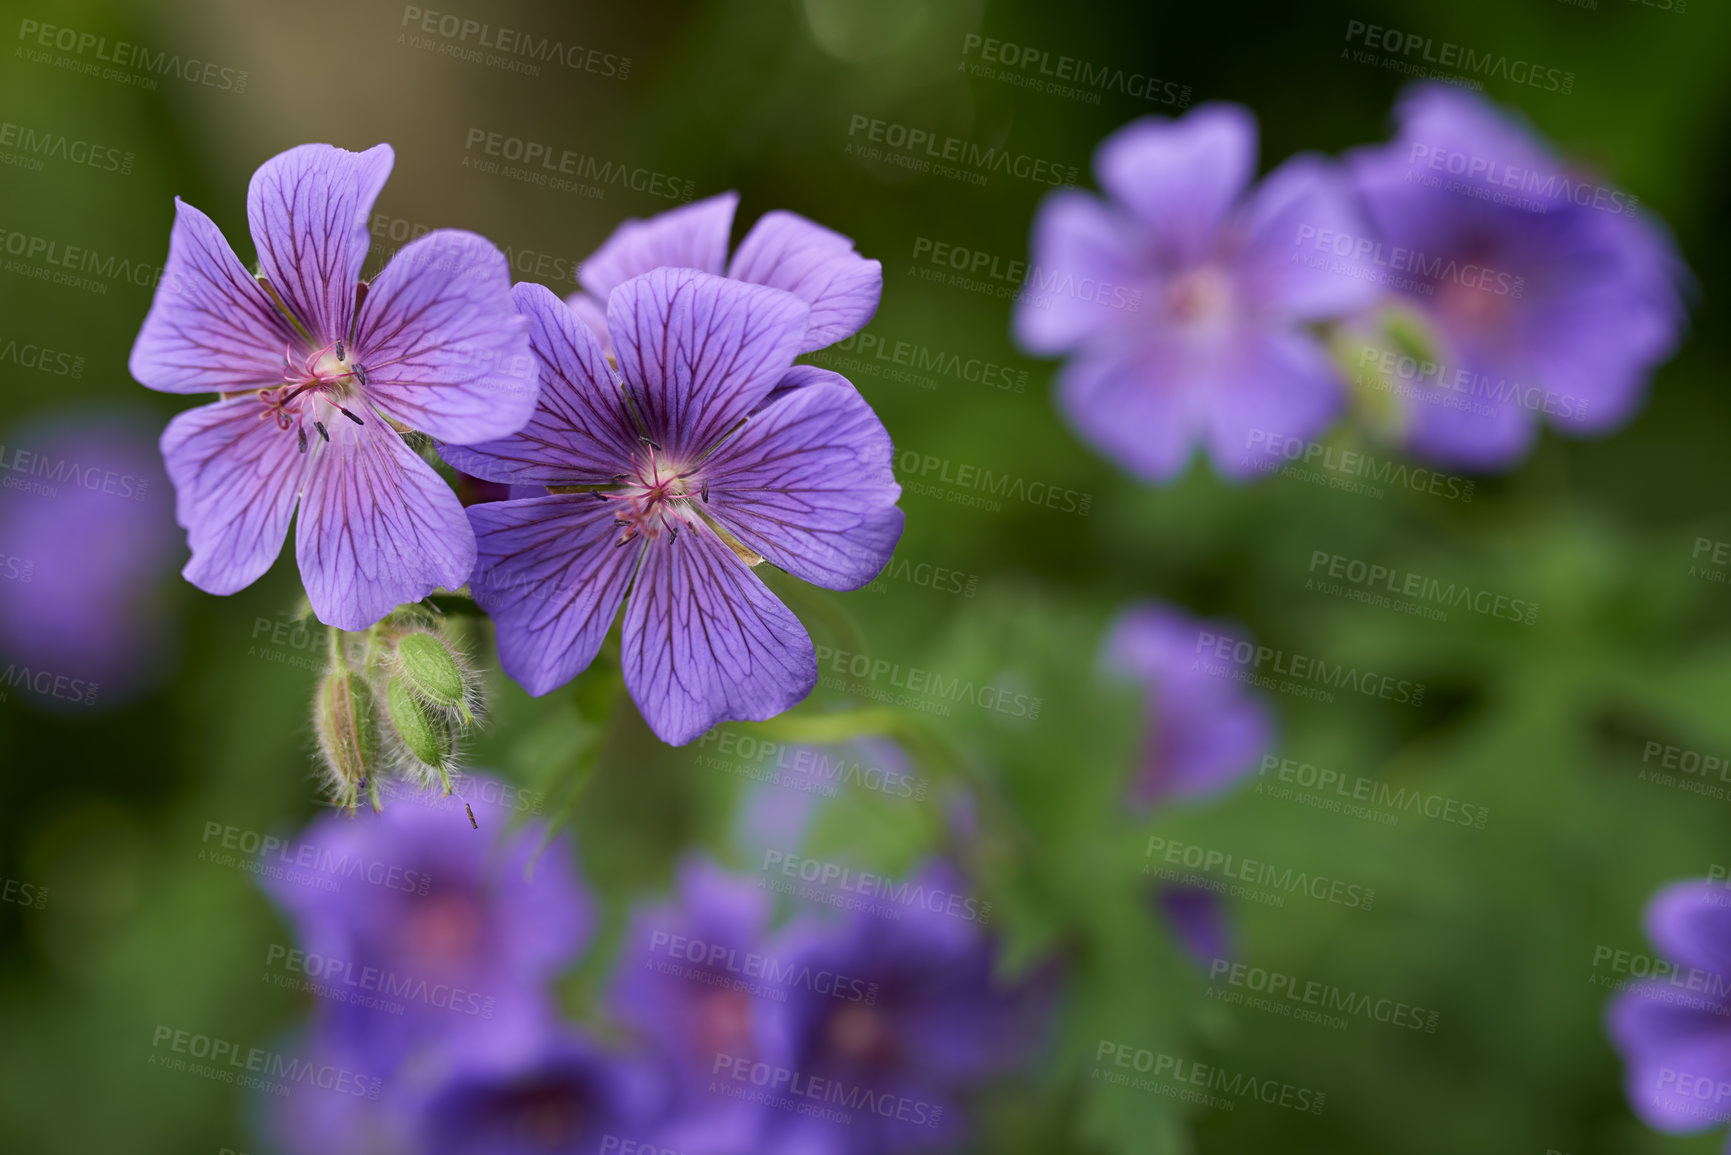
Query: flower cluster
130 144 901 747
1017 83 1688 479
261 784 1047 1155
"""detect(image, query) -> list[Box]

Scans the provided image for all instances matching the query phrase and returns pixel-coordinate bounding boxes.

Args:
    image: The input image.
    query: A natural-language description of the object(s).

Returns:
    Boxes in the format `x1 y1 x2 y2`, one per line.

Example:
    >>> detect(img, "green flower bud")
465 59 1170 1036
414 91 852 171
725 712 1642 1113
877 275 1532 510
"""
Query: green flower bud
314 668 378 813
385 675 454 792
390 627 476 723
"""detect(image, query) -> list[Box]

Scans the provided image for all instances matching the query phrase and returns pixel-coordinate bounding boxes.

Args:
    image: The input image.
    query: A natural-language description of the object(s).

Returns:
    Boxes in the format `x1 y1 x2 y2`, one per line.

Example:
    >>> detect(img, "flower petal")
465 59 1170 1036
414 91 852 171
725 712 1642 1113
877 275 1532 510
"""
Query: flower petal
1200 328 1346 481
159 397 308 595
727 211 882 351
1232 153 1383 320
579 192 737 301
441 282 639 485
247 143 393 343
129 198 300 394
622 526 816 746
607 268 810 458
294 416 476 630
1054 344 1195 482
1095 105 1255 263
468 495 640 696
351 230 537 444
701 382 903 590
1015 189 1143 355
565 290 613 355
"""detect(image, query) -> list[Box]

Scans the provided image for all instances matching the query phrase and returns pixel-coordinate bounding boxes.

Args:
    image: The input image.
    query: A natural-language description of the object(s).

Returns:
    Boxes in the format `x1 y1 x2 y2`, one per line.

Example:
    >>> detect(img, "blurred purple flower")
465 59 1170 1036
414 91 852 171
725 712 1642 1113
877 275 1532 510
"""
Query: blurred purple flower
569 192 882 356
747 861 1048 1155
262 775 592 1072
129 142 538 629
1102 603 1274 808
443 271 903 745
0 413 179 707
1015 104 1378 482
1154 884 1233 968
1608 879 1731 1137
1347 84 1688 468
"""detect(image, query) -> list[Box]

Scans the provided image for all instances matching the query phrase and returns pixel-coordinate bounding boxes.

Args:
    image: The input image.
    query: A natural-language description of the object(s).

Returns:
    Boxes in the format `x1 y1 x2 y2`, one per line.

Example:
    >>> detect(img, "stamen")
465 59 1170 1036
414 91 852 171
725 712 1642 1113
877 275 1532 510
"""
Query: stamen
700 480 710 504
337 406 365 426
314 421 330 442
334 339 345 362
640 435 661 452
297 426 308 454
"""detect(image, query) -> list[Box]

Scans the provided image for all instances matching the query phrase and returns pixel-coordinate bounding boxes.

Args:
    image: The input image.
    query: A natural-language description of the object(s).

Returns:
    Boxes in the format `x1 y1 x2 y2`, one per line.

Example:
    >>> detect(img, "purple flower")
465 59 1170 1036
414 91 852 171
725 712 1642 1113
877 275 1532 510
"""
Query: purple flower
568 192 882 356
0 413 179 706
129 143 538 629
1608 879 1731 1136
413 1033 663 1155
749 861 1048 1155
1347 84 1688 468
1101 603 1274 807
261 775 592 1071
444 270 903 746
1015 104 1378 482
1155 884 1233 968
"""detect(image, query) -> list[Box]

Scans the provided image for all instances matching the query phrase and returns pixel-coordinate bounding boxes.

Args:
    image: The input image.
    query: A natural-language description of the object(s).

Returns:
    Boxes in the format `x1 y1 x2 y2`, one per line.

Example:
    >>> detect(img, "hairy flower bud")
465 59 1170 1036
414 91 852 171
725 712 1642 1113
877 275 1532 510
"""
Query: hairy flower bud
394 630 473 721
314 668 379 813
385 675 455 793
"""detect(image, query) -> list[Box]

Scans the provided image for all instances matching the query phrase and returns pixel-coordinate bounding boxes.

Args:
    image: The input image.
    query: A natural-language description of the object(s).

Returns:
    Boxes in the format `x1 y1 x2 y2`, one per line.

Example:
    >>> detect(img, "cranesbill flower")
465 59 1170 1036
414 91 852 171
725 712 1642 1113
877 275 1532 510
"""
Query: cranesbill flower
568 192 882 356
1346 84 1688 467
130 143 538 629
1015 104 1378 482
1101 603 1274 807
750 861 1048 1155
444 270 903 746
261 775 592 1071
1607 879 1731 1138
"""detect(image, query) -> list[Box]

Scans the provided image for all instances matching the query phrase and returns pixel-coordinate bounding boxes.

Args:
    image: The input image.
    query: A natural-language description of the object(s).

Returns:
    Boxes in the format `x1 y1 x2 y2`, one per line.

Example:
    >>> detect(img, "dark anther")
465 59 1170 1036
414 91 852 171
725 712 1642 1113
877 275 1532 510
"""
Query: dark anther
297 426 309 454
612 473 628 482
700 481 710 504
613 519 629 528
338 406 365 425
335 339 345 361
614 532 636 548
354 364 368 387
465 802 477 830
314 421 330 443
669 523 680 541
640 435 661 451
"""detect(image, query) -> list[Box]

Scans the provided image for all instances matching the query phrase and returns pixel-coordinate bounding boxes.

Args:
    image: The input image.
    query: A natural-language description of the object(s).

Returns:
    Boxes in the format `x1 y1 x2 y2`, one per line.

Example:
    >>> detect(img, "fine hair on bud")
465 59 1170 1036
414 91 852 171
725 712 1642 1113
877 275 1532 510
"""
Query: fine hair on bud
381 674 460 795
313 668 380 814
379 616 484 726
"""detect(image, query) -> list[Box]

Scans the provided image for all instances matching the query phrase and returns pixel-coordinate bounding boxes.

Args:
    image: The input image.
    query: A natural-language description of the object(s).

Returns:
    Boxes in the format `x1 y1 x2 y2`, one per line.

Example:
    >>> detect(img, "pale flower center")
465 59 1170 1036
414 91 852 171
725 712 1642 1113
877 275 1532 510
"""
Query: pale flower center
1166 265 1234 329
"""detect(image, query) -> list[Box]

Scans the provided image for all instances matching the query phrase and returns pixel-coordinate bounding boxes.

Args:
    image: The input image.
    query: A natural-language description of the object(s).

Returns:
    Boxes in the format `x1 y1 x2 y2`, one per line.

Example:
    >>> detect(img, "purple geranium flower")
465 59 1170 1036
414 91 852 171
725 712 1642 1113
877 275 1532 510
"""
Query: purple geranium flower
1155 883 1234 968
1608 879 1731 1137
568 192 882 356
1015 104 1378 482
261 775 592 1072
1101 603 1274 807
444 270 903 746
0 413 179 706
749 861 1048 1155
129 143 538 629
1347 84 1688 467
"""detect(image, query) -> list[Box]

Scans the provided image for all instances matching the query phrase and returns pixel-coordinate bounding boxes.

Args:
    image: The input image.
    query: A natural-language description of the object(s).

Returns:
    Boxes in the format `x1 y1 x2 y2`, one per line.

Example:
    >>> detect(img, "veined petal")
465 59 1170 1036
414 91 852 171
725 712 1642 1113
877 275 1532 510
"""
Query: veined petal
728 211 882 351
355 229 538 443
468 496 640 696
160 397 308 595
579 192 738 301
1095 105 1255 264
294 415 476 630
247 143 393 343
622 527 816 746
607 268 810 458
129 198 300 394
441 282 639 485
701 382 903 590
